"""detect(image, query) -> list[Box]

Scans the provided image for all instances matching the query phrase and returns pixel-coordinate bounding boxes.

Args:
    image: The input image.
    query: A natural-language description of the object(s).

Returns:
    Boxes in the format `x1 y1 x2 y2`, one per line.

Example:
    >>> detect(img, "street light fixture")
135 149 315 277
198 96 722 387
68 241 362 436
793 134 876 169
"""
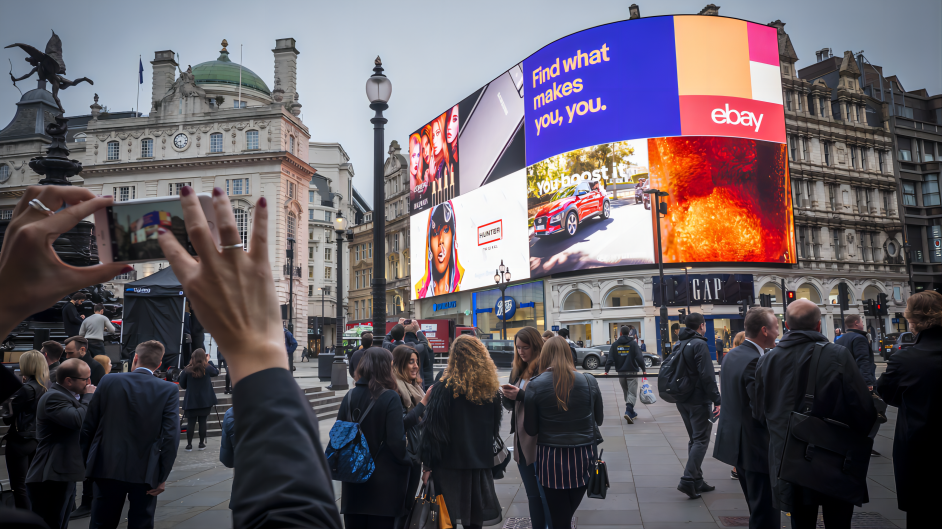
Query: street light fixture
645 188 671 356
366 56 391 337
329 212 351 391
494 259 512 340
683 266 693 317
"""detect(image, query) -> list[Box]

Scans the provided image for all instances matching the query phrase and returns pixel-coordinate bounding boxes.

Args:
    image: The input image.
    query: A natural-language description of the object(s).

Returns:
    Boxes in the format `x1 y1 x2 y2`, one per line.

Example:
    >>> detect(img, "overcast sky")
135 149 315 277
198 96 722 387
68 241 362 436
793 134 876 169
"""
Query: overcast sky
1 0 939 200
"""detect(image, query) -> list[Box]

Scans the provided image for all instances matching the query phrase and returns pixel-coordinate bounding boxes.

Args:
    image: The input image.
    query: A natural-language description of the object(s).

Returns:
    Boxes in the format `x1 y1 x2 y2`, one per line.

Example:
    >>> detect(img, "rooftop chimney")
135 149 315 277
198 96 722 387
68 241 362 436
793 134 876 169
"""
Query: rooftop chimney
815 48 832 62
273 38 299 109
629 4 641 19
698 4 720 16
150 50 177 111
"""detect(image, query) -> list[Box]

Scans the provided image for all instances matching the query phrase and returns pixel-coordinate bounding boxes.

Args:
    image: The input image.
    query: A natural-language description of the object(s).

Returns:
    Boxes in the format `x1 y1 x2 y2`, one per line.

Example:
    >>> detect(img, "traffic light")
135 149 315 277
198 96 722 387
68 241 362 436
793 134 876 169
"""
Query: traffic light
678 308 687 325
785 290 796 307
738 296 750 317
877 293 889 315
664 278 680 304
837 283 850 311
863 299 874 317
759 293 772 308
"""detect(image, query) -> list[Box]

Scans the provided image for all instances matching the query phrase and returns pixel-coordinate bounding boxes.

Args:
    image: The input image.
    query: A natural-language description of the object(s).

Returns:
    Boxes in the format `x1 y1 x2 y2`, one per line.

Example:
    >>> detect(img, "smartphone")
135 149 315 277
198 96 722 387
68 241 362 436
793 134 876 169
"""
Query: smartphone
94 194 220 264
403 319 413 325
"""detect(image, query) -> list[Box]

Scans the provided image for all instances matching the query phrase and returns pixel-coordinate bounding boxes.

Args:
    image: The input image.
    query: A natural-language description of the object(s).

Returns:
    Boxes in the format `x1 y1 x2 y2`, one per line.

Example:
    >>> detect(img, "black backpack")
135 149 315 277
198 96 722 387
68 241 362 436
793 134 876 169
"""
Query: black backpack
657 340 697 403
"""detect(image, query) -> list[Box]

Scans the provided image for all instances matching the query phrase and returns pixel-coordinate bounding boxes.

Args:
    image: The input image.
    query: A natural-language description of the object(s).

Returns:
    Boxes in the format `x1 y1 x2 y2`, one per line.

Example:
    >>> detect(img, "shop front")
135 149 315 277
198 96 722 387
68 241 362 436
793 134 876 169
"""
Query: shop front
472 281 546 340
417 292 474 328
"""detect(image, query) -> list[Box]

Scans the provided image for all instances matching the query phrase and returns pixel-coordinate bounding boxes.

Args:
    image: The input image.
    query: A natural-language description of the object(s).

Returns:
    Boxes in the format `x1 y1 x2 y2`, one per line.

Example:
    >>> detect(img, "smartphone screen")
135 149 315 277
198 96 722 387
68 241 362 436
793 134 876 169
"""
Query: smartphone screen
106 199 194 262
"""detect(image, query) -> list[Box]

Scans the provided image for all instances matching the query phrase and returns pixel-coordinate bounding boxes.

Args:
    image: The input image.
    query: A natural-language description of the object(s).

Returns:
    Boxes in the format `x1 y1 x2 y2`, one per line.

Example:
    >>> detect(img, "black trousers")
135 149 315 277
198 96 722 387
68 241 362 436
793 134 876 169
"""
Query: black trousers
89 478 157 529
676 402 713 483
737 469 778 529
789 495 853 529
87 339 106 358
80 477 95 506
186 415 208 444
27 480 75 529
343 513 396 529
907 509 931 528
3 436 36 510
543 485 587 529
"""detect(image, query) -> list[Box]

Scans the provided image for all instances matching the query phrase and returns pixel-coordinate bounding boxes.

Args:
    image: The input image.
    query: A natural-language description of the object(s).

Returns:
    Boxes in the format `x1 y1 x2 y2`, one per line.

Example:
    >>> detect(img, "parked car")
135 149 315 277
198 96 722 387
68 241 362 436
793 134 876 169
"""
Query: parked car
882 332 916 360
574 347 604 370
482 339 515 368
532 180 611 238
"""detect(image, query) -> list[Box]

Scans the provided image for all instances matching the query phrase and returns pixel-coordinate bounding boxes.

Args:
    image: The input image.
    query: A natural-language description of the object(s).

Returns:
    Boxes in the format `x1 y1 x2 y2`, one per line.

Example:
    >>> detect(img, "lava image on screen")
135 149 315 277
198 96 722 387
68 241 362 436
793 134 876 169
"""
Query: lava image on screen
410 106 459 215
528 139 654 275
109 200 189 262
647 136 795 264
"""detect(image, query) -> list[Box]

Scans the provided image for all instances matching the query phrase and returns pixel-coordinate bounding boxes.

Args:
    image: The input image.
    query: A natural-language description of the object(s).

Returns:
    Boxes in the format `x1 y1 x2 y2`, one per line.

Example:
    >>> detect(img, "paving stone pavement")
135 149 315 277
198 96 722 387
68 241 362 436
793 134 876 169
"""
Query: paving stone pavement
4 361 903 528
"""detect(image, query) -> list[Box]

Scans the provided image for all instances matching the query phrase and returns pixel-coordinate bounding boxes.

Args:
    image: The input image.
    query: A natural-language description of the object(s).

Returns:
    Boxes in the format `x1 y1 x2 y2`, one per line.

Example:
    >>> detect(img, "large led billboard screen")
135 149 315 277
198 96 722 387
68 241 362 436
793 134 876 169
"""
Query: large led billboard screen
409 15 794 299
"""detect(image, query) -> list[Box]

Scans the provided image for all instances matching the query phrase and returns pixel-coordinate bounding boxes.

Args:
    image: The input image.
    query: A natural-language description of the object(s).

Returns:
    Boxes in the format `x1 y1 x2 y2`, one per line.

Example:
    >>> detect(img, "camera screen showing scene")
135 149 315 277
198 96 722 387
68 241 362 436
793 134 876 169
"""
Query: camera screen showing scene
108 200 190 262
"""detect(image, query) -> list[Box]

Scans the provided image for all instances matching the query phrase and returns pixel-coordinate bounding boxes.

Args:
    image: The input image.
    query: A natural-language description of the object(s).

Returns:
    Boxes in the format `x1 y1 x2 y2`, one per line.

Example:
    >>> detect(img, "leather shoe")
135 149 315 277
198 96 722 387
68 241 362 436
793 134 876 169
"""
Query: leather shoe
730 469 739 480
871 449 881 457
697 481 715 492
677 480 701 499
70 504 91 519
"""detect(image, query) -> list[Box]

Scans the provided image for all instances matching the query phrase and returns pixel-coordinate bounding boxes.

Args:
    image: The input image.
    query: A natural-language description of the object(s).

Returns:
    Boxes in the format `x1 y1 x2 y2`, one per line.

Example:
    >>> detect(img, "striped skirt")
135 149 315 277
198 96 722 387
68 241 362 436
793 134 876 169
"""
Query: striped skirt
535 444 594 489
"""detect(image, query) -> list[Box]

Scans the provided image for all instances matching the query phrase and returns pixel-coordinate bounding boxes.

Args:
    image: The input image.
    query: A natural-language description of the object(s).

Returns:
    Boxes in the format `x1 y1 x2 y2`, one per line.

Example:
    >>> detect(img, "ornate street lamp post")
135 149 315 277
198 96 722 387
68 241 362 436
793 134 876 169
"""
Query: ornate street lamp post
494 260 512 340
329 212 352 390
366 57 392 336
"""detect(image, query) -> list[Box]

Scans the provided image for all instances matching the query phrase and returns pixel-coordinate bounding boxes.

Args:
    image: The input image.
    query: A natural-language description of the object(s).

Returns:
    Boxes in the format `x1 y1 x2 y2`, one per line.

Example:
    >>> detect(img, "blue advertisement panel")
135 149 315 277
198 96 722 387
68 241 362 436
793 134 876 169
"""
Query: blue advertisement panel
523 17 681 165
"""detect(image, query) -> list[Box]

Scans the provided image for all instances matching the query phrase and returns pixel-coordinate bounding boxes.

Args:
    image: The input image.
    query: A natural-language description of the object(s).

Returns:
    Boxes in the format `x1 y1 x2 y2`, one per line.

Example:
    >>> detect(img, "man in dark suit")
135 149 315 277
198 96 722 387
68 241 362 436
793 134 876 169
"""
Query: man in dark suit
836 313 881 456
713 308 779 529
62 293 86 338
80 340 180 529
42 340 64 382
65 336 105 386
26 358 95 529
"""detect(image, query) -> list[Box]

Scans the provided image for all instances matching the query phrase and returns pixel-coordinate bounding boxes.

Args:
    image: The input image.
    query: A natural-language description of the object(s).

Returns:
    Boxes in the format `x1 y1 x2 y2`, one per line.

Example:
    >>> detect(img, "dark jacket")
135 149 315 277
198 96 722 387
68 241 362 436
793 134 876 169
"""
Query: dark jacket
501 374 529 437
27 383 93 483
178 362 220 410
835 328 876 388
348 347 365 379
219 407 235 469
566 340 578 367
338 382 409 517
754 330 876 510
421 377 502 470
62 301 84 338
713 342 769 473
3 378 46 440
81 353 105 386
676 327 721 405
230 368 342 529
80 369 180 486
383 338 405 353
405 332 434 387
876 326 942 512
524 370 603 447
284 329 298 355
190 312 206 352
605 335 646 374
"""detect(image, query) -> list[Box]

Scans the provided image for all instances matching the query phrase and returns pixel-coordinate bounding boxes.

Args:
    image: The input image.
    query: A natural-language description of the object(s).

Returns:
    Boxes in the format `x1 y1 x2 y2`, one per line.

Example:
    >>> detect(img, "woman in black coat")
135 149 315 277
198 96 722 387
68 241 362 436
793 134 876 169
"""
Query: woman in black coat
338 347 410 529
524 336 603 529
420 335 503 529
876 291 942 528
3 350 48 510
178 348 218 451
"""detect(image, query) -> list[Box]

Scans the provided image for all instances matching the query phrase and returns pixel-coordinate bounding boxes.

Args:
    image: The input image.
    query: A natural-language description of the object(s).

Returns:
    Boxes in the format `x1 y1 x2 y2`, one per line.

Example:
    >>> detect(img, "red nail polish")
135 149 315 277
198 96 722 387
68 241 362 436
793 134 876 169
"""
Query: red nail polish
213 187 224 197
158 227 168 235
120 265 134 274
259 197 267 207
181 186 192 197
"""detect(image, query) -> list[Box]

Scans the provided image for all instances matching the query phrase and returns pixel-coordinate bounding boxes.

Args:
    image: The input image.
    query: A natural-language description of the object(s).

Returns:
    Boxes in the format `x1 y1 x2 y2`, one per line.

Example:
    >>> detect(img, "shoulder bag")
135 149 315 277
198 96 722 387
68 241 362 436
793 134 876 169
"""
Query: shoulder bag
779 342 874 506
408 479 440 529
586 448 610 499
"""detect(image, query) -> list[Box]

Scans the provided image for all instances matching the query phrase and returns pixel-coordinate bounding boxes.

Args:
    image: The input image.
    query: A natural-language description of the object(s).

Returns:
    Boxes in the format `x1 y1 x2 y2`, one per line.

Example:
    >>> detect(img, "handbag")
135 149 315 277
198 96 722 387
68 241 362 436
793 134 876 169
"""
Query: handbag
436 490 452 529
492 435 509 467
779 342 874 506
586 448 610 499
407 480 440 529
872 393 888 424
640 378 656 405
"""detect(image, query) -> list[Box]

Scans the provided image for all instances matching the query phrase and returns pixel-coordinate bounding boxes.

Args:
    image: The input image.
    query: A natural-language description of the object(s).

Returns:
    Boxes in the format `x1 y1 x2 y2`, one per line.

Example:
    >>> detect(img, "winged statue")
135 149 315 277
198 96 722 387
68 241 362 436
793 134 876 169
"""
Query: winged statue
6 30 93 114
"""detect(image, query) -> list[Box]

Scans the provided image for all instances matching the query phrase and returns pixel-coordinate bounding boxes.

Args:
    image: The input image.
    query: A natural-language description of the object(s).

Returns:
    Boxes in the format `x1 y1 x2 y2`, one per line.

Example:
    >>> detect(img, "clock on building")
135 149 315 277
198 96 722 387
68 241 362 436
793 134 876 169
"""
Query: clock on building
173 133 188 150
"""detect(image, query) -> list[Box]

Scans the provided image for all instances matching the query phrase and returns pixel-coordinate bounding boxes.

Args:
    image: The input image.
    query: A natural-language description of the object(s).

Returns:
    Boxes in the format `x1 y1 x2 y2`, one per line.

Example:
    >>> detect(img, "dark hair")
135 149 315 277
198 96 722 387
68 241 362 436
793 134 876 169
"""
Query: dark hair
557 327 570 338
65 336 88 351
187 348 208 378
93 303 105 313
56 358 86 384
685 312 705 329
904 290 942 333
361 332 374 348
71 292 87 301
42 340 63 360
392 344 421 384
355 347 398 396
135 340 165 368
511 326 545 382
542 330 555 339
744 308 775 338
620 325 631 336
843 314 862 329
390 324 405 341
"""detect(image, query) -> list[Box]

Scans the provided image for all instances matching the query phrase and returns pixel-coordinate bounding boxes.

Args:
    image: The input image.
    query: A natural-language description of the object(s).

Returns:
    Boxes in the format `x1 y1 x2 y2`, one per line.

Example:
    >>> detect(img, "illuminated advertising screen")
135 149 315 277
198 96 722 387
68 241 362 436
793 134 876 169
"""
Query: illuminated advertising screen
410 15 794 299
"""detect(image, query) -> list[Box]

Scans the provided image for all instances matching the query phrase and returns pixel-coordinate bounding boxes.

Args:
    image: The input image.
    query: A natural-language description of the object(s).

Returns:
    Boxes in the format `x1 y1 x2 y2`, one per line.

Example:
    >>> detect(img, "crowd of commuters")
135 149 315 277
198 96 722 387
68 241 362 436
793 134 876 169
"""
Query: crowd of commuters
0 184 938 529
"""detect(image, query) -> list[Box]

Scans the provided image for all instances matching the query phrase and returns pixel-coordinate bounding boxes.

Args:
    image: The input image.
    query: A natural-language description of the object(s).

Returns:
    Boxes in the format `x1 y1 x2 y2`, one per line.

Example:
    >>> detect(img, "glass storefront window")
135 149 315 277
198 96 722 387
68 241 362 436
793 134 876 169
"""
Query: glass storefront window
606 321 644 347
473 281 545 339
567 323 592 347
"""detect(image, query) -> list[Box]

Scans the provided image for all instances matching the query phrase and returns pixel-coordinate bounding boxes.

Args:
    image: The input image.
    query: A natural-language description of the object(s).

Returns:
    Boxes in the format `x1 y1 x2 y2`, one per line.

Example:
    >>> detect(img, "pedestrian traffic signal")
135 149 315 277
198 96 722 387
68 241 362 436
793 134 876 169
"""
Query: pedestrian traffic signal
877 293 889 315
678 308 687 324
837 283 850 311
785 291 796 307
759 293 773 308
863 299 875 317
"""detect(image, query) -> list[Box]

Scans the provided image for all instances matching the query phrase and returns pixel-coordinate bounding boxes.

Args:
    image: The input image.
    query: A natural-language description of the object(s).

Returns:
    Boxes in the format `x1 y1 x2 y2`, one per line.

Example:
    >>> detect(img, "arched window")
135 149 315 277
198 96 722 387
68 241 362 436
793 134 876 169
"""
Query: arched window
73 133 86 143
562 290 592 311
796 283 822 304
246 130 259 150
862 285 883 301
828 283 857 305
287 212 297 241
233 207 249 248
141 138 153 158
0 164 9 183
210 133 223 153
604 287 643 307
759 283 782 304
393 295 403 314
107 141 120 160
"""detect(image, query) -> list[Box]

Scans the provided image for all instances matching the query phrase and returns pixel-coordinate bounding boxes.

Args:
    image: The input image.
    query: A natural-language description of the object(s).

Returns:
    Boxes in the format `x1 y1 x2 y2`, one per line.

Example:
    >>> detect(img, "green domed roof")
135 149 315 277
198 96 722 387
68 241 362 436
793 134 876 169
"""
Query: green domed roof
192 50 270 95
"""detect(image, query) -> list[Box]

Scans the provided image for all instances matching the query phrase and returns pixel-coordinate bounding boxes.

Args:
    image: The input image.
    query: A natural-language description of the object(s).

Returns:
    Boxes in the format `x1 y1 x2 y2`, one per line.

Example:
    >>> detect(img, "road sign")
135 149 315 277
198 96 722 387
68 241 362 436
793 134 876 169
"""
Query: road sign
551 325 560 331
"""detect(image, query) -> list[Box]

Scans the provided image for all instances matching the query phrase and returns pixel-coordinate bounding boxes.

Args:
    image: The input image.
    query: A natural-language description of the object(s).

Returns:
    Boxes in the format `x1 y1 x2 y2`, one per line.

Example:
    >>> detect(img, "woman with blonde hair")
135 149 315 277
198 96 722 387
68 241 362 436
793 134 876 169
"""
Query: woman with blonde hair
93 354 112 375
524 337 603 529
421 335 502 529
732 331 745 349
500 327 550 529
3 350 48 509
178 348 218 451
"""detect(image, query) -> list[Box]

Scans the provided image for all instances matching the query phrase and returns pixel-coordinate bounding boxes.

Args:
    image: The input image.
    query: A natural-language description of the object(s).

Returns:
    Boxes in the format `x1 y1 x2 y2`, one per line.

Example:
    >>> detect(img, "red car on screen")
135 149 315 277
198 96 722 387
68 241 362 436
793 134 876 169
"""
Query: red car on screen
532 180 611 237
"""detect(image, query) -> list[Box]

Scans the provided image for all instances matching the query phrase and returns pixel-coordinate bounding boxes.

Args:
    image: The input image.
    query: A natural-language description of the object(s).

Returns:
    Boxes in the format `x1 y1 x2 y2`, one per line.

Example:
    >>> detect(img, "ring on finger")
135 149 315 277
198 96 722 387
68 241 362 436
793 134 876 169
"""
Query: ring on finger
28 198 54 216
220 243 244 250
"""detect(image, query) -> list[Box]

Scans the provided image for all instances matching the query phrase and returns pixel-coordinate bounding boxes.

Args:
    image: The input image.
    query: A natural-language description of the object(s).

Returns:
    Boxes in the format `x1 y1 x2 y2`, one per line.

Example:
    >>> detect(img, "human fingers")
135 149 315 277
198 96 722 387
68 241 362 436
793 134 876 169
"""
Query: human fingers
9 186 43 219
248 197 268 259
157 226 198 280
59 263 133 297
40 195 114 235
177 186 217 257
211 187 241 247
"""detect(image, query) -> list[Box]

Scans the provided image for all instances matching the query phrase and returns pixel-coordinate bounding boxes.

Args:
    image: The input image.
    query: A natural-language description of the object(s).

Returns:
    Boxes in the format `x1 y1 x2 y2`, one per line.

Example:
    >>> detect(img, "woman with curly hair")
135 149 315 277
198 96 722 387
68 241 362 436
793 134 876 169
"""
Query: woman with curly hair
876 290 942 528
420 335 502 529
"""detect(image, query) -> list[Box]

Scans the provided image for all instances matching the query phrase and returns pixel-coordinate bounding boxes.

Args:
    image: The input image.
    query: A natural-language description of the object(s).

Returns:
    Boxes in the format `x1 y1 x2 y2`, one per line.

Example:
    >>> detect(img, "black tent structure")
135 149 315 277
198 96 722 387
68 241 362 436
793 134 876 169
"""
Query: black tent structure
121 267 186 368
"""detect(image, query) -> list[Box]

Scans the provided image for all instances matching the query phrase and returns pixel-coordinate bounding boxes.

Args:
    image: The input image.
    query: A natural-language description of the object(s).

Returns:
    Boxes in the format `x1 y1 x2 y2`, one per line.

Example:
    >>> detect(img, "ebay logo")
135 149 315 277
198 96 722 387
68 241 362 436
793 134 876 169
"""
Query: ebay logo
711 104 764 132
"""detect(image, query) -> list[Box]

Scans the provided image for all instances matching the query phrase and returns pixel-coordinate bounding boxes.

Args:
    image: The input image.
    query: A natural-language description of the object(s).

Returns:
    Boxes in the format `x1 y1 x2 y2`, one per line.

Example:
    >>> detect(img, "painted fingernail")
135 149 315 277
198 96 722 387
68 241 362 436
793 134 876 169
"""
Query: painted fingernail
213 187 224 197
100 195 113 198
259 197 267 208
120 265 134 274
181 186 192 197
158 227 168 235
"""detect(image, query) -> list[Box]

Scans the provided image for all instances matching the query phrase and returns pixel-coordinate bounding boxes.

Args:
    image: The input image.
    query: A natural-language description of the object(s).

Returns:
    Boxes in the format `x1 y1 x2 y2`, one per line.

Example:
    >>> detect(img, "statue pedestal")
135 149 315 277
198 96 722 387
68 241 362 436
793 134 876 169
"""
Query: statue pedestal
30 116 82 186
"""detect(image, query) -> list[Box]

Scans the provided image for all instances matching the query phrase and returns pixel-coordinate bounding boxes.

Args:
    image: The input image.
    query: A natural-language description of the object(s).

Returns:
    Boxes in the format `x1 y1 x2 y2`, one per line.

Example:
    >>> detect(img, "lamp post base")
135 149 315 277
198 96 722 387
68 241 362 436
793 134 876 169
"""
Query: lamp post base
327 357 349 391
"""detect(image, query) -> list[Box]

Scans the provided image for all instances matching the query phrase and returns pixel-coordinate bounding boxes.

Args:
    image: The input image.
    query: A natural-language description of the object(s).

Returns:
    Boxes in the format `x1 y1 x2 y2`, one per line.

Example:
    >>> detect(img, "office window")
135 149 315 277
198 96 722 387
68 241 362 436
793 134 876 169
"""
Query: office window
141 138 153 158
287 213 297 240
898 137 912 161
309 190 315 203
0 165 8 183
355 245 361 261
309 209 314 220
393 233 399 252
325 247 332 261
309 266 314 278
798 225 809 259
246 130 259 150
309 226 314 240
871 232 883 262
325 266 332 280
785 90 793 111
289 136 295 154
169 182 191 195
903 182 916 206
226 178 250 196
923 141 935 162
878 150 885 172
923 174 941 206
107 141 119 160
324 211 332 222
820 98 828 117
859 230 871 262
883 191 890 213
855 187 864 212
850 145 857 168
855 105 861 122
288 182 296 199
234 207 249 247
823 142 831 166
860 147 868 170
788 136 797 161
234 100 247 108
368 242 372 258
308 246 314 259
210 133 223 153
832 229 844 260
828 184 838 210
117 186 135 202
801 137 809 160
308 285 314 296
807 93 815 114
